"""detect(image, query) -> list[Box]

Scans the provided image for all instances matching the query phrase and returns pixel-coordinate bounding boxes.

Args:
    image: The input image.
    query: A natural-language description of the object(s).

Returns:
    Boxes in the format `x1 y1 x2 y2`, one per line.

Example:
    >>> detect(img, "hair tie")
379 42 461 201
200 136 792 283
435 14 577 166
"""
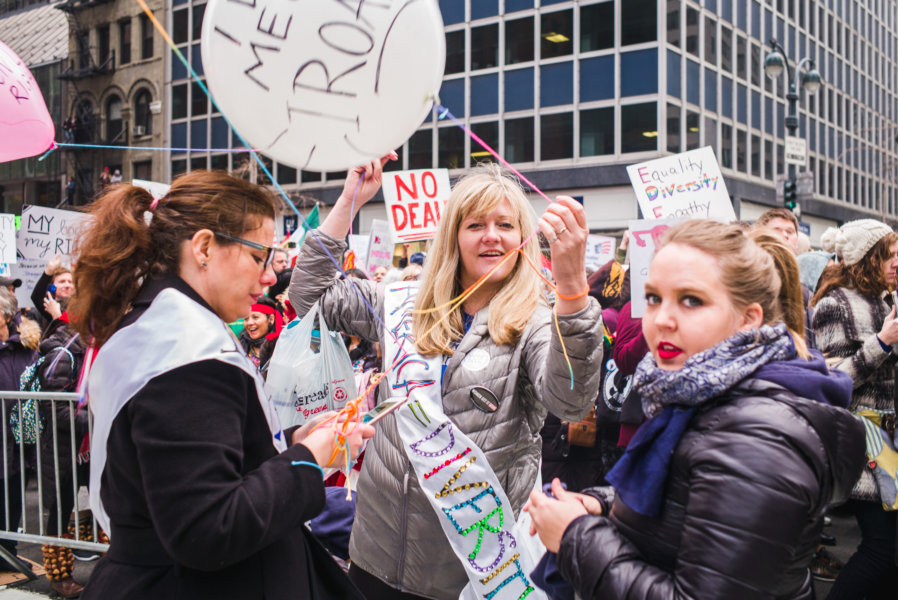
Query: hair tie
149 197 161 211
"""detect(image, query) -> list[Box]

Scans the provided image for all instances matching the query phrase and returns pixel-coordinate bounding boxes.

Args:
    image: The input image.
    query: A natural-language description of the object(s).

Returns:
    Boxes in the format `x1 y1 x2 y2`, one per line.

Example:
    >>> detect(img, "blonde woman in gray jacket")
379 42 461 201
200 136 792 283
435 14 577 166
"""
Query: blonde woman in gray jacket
289 157 603 600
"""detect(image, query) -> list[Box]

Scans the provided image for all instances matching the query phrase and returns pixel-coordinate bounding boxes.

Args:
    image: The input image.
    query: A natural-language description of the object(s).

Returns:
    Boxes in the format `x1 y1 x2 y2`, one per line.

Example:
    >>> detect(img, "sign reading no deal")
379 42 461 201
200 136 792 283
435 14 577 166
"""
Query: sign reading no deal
785 136 807 167
626 146 736 223
383 169 451 243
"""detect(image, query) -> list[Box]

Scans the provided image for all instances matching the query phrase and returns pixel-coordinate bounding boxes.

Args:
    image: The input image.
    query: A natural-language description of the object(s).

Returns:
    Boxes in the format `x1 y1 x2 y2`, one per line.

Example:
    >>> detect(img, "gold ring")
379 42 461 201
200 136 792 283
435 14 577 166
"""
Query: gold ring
555 226 567 236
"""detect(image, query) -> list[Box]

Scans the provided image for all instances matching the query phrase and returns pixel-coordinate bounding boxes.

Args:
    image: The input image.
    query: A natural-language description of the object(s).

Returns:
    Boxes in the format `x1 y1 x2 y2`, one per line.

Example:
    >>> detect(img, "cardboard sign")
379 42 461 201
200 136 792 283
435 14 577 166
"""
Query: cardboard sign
133 179 170 200
627 147 735 222
9 258 44 309
382 169 451 242
365 218 394 274
16 206 90 261
0 214 16 265
628 218 683 318
585 235 616 271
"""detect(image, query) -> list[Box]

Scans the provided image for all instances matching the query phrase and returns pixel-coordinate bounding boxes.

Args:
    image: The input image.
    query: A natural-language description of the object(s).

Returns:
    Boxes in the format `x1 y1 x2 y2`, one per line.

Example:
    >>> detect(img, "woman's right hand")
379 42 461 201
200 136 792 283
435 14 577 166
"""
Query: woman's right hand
299 416 375 468
880 305 898 346
45 255 62 275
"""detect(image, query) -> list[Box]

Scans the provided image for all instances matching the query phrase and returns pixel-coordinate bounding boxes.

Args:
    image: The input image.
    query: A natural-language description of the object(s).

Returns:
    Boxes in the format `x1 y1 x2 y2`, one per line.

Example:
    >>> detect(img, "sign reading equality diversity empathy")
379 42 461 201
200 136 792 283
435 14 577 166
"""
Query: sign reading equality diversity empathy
584 235 616 271
16 206 90 261
382 169 451 243
626 147 736 222
628 218 683 318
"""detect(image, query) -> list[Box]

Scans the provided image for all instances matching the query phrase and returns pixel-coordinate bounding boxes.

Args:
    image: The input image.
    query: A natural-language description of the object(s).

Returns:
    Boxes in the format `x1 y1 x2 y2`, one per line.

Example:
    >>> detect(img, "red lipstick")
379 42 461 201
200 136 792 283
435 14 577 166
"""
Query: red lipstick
657 342 682 360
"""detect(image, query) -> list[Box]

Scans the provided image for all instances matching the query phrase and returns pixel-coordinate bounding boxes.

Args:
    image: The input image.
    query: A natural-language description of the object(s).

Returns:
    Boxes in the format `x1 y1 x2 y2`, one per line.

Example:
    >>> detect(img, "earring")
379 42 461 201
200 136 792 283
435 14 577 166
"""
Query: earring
201 261 207 269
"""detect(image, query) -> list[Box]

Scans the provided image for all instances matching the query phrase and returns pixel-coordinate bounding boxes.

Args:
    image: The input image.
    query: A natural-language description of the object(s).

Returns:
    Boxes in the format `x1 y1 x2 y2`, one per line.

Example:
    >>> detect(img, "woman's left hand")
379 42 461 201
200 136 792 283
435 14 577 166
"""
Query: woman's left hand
524 478 588 553
537 197 589 311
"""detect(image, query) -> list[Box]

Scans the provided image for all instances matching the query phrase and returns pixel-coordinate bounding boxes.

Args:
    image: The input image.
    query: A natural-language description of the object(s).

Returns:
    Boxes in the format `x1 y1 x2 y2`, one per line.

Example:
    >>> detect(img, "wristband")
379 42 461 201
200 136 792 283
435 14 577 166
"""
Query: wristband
555 287 590 301
876 335 892 354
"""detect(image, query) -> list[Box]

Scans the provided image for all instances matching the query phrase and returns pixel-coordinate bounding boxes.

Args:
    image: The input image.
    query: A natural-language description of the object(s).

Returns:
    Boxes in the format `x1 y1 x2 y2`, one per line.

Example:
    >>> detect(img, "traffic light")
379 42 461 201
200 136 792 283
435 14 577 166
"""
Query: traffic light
783 178 797 210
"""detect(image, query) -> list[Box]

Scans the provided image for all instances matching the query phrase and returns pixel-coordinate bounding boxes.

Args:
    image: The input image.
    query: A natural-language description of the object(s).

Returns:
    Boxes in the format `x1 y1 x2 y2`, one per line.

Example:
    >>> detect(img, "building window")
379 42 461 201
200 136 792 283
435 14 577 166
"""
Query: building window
505 117 534 163
471 24 498 70
686 110 700 149
666 0 679 47
172 83 187 119
119 19 131 65
74 99 94 143
408 129 432 169
581 2 613 52
622 0 657 46
504 67 534 111
541 10 573 59
172 9 188 44
580 107 614 157
541 113 573 161
736 129 747 173
98 24 110 67
720 123 732 169
445 30 465 74
141 14 153 59
438 126 465 169
106 95 123 143
720 26 732 73
134 89 153 135
77 30 90 69
470 122 498 164
667 103 680 153
505 17 534 64
704 16 716 66
133 160 152 180
191 81 207 115
685 7 699 57
621 102 657 153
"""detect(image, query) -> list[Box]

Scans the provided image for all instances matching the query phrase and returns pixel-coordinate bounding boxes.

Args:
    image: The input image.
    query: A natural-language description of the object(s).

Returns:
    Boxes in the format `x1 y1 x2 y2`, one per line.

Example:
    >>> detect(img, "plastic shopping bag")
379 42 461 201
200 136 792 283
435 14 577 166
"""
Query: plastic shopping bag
267 302 356 428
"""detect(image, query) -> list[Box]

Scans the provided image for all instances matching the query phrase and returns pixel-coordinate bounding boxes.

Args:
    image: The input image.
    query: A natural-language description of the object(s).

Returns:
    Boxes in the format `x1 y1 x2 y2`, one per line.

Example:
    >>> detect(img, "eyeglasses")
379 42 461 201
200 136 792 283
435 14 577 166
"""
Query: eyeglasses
214 231 276 270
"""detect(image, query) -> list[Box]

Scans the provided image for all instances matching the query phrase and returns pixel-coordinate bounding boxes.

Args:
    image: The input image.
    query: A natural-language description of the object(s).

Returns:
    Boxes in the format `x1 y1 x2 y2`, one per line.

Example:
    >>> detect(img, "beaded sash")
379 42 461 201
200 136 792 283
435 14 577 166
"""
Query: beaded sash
384 283 543 600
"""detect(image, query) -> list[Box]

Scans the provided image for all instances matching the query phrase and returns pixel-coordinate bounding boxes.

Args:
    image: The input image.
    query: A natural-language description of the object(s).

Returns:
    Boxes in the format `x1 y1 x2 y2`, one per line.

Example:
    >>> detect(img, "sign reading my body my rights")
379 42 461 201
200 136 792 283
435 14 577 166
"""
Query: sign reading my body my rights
17 205 90 261
627 146 736 222
383 169 451 243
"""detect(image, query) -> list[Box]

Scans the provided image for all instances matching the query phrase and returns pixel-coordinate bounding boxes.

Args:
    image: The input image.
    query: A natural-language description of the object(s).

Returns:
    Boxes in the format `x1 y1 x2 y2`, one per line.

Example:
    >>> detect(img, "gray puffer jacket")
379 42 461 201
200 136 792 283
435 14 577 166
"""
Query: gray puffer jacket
289 230 603 599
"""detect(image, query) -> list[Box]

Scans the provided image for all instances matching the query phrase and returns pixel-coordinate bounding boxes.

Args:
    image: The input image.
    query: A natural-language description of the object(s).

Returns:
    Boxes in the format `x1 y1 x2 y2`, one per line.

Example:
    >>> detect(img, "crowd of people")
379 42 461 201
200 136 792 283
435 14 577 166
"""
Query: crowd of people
0 161 894 600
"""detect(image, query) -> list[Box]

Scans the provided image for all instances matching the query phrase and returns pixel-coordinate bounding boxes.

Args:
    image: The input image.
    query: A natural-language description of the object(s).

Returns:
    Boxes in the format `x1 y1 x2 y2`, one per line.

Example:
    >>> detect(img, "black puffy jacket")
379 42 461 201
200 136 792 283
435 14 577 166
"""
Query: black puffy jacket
558 378 865 599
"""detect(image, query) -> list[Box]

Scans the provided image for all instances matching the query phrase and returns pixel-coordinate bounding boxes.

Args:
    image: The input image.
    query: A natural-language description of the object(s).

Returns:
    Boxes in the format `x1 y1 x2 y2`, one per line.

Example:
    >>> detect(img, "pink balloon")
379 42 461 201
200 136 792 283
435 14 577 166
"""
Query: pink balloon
0 40 55 163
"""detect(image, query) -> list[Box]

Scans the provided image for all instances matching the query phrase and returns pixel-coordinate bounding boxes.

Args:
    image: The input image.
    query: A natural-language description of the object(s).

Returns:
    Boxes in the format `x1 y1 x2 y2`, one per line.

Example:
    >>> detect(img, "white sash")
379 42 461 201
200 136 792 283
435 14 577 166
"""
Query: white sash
384 283 545 600
87 287 286 535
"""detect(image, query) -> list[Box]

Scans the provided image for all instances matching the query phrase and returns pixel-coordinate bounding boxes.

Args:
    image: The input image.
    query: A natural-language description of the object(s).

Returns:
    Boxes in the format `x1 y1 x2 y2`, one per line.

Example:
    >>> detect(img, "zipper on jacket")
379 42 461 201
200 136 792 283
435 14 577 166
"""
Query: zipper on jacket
395 462 412 589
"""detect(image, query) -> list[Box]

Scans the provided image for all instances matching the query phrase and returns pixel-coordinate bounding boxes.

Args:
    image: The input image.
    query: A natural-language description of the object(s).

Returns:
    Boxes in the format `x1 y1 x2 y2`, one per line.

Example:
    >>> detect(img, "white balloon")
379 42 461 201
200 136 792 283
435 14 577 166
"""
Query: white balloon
201 0 446 172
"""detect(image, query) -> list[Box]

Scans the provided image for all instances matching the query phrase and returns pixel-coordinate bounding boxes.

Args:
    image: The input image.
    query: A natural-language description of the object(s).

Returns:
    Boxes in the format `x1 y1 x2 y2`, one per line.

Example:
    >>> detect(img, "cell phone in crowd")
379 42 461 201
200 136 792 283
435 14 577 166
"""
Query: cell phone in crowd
363 399 406 425
48 284 56 298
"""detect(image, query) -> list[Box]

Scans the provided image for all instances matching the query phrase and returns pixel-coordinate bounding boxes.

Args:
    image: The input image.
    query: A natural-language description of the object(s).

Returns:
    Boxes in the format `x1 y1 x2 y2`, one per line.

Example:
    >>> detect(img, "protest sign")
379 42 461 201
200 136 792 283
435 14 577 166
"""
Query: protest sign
365 219 394 274
0 214 17 265
626 146 735 222
383 169 451 243
348 234 369 270
585 235 616 271
133 179 170 200
9 258 44 309
17 206 89 261
628 218 683 318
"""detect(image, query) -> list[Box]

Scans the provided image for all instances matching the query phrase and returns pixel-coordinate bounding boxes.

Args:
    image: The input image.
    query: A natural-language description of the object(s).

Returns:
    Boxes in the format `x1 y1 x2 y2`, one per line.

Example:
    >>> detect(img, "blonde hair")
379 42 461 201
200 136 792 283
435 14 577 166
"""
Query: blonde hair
413 164 544 356
661 220 809 359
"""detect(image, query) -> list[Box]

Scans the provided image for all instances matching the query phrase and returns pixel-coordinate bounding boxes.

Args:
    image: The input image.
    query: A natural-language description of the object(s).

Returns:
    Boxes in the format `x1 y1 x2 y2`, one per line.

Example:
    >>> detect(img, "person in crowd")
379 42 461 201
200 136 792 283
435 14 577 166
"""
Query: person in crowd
0 276 21 296
69 170 373 600
812 219 898 599
34 311 89 598
110 169 122 184
31 257 75 327
290 158 603 599
798 251 837 294
65 177 76 206
97 167 111 189
370 265 388 283
400 263 423 281
798 231 812 254
756 207 800 254
526 219 864 599
238 295 283 371
266 248 292 304
0 289 39 572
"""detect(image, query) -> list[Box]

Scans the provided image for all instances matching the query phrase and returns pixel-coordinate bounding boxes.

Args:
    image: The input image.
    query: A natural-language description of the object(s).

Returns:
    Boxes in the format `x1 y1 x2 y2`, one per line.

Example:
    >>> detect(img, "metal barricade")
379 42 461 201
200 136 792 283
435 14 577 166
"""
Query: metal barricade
0 391 107 579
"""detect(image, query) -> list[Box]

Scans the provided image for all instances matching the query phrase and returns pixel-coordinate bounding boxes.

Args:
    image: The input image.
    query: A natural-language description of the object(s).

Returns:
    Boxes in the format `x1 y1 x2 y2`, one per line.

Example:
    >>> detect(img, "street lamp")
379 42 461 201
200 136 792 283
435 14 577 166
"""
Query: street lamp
765 38 823 215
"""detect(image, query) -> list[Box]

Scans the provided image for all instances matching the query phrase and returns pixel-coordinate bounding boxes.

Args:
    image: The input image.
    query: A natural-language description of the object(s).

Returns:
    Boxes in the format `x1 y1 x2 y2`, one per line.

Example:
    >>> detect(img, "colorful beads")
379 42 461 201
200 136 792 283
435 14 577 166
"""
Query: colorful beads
424 448 472 480
409 420 455 457
480 552 520 584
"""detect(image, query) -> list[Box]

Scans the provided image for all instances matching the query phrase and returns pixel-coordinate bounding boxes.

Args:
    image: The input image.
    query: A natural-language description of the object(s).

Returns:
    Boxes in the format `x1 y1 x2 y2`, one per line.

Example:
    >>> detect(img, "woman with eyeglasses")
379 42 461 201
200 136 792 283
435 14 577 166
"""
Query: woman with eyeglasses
69 171 373 600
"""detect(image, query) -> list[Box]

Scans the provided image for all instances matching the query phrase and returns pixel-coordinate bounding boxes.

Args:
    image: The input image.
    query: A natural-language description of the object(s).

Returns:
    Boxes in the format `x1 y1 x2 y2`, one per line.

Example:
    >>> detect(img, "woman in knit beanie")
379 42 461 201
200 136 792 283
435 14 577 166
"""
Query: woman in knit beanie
811 218 898 598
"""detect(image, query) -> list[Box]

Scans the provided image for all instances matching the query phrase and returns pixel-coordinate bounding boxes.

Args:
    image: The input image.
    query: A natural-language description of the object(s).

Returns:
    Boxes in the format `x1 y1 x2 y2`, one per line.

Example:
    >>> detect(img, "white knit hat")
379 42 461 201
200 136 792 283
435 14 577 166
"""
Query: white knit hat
820 219 893 266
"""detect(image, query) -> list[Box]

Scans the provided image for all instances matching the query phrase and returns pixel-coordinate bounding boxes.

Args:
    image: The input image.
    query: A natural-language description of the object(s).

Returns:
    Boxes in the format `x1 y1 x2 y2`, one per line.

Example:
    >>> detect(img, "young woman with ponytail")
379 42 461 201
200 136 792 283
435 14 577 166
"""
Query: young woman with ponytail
72 171 373 600
526 220 864 599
